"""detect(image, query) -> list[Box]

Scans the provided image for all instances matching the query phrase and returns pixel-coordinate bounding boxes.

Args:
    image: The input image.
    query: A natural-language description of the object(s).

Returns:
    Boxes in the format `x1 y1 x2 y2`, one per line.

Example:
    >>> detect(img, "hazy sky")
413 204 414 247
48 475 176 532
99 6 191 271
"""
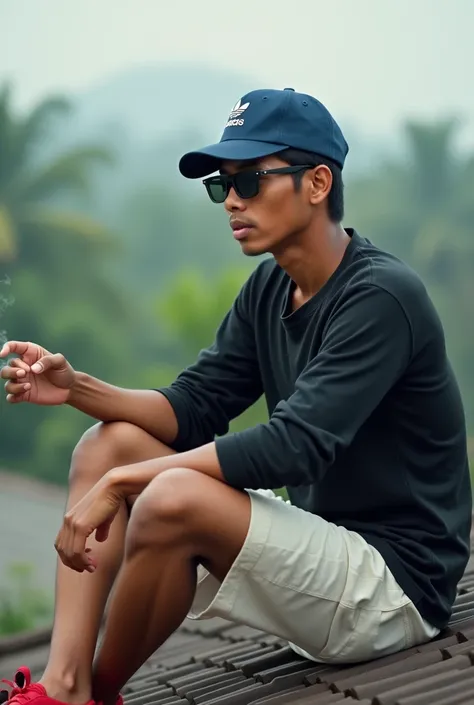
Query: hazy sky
2 0 474 143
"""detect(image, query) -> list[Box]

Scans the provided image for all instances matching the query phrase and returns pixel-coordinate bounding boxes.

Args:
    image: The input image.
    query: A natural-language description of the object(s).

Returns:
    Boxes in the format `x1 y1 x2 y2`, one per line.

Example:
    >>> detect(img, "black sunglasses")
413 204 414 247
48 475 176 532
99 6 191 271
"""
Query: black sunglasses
202 165 313 204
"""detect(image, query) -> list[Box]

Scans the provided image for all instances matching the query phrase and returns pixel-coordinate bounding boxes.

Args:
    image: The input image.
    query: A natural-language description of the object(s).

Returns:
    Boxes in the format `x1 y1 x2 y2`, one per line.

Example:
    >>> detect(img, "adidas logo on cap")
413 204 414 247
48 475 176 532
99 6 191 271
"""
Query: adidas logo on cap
225 98 250 128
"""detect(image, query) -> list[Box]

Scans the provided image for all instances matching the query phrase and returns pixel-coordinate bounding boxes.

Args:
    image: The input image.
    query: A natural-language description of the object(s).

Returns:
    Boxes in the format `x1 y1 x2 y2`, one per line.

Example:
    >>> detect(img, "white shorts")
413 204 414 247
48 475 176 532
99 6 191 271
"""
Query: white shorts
188 489 439 664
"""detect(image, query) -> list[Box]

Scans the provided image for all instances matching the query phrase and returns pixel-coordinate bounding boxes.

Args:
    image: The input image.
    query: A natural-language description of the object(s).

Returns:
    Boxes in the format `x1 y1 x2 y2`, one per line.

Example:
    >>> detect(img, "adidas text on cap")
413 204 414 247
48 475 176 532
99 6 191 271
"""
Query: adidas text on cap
179 87 348 179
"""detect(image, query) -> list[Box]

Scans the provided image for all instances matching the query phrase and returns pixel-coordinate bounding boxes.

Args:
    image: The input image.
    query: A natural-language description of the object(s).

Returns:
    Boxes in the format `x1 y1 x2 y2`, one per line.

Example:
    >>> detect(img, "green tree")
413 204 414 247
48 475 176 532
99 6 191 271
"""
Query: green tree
0 83 113 265
112 182 242 299
149 266 268 432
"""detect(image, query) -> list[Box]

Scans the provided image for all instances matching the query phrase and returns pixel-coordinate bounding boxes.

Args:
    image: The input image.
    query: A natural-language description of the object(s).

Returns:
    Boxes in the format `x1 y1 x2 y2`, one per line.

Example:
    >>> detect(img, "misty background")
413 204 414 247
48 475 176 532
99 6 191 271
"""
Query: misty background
0 0 473 633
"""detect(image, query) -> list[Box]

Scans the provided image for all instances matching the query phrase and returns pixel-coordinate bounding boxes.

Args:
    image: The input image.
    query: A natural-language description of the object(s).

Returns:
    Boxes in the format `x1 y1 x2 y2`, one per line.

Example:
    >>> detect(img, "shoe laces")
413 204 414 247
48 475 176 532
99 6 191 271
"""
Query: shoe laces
0 668 44 705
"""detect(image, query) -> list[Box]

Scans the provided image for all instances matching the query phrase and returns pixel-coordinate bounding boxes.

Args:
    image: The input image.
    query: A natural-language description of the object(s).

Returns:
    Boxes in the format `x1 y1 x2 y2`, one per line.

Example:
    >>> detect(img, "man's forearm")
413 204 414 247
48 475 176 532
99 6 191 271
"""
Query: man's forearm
67 371 179 444
109 442 225 496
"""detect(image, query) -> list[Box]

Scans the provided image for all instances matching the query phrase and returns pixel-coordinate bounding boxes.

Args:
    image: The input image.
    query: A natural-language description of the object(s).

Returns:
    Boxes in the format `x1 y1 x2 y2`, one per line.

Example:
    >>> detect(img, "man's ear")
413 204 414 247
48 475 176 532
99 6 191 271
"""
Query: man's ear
308 164 333 206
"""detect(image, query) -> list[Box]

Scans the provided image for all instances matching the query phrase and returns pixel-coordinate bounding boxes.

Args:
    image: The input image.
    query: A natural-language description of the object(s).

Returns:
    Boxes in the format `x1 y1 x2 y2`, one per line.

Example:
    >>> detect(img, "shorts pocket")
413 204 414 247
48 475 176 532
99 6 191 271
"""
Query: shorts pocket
316 602 364 663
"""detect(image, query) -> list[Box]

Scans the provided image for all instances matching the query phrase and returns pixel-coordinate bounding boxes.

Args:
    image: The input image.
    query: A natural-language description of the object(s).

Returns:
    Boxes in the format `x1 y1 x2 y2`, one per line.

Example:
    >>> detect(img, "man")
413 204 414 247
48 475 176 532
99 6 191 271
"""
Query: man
0 87 471 705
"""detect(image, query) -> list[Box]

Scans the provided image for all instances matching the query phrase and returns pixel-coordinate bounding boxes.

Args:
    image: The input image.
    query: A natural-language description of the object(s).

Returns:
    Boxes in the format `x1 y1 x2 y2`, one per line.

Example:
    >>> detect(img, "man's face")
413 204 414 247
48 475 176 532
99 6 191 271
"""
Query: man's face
219 156 315 257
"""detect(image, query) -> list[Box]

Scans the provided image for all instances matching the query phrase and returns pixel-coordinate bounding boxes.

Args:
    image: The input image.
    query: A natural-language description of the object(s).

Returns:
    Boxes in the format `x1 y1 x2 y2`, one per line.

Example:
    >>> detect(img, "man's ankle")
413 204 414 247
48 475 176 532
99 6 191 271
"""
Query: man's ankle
39 672 92 705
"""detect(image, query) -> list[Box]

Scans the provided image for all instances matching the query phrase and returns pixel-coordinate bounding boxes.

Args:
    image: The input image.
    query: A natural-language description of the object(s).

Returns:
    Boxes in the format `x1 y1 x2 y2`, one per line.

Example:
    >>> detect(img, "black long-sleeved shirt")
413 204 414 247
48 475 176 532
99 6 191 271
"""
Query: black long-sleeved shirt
158 229 472 630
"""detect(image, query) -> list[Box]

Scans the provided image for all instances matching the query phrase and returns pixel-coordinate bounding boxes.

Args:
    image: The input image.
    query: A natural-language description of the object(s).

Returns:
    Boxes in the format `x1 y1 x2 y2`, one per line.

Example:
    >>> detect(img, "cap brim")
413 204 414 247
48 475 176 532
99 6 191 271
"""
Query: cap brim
179 140 289 179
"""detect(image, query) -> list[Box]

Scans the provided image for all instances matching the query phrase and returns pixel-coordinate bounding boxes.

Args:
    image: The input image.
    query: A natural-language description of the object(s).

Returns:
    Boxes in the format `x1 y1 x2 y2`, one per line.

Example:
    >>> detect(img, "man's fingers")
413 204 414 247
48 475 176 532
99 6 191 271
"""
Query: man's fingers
54 530 70 569
6 392 28 404
4 380 31 395
0 341 30 358
31 353 66 374
72 523 93 571
95 518 113 543
56 530 83 572
62 515 80 571
9 358 30 373
1 365 27 380
57 514 94 573
1 358 32 380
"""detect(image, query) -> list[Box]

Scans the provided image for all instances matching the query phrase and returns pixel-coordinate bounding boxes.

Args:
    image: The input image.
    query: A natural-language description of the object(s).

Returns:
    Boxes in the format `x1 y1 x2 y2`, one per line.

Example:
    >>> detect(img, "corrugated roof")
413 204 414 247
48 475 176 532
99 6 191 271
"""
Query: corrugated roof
2 553 474 704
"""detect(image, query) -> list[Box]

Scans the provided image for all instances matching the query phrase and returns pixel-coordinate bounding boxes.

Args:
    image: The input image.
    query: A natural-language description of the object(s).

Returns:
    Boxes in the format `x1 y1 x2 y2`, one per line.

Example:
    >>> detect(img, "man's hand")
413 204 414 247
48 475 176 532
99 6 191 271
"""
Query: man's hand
0 341 76 405
56 443 226 573
55 476 124 573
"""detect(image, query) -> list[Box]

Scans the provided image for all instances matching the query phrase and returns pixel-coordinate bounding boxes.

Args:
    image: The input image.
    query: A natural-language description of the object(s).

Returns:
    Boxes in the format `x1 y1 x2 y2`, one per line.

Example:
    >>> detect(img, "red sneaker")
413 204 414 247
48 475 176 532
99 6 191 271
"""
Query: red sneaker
0 668 95 705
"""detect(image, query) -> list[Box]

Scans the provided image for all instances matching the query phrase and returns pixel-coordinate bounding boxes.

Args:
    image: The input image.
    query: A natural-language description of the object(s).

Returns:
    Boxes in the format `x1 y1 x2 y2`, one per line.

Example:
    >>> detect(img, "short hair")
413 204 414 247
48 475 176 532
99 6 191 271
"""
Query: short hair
277 148 344 223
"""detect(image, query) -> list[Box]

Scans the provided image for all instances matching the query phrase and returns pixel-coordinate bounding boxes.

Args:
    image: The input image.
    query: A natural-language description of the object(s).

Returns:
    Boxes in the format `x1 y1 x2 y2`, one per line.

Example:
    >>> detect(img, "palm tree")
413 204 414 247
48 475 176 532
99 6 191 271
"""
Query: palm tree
0 83 114 263
345 118 474 281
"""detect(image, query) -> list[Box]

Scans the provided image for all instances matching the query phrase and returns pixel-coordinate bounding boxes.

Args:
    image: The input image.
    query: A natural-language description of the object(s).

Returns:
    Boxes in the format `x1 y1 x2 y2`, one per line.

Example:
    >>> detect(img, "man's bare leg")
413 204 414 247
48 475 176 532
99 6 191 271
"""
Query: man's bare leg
39 422 177 704
92 467 251 705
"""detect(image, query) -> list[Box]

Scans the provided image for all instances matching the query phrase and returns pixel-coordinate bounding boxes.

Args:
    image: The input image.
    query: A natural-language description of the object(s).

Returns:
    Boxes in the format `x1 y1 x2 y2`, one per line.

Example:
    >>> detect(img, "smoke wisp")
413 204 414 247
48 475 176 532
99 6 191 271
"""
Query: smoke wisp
0 276 14 368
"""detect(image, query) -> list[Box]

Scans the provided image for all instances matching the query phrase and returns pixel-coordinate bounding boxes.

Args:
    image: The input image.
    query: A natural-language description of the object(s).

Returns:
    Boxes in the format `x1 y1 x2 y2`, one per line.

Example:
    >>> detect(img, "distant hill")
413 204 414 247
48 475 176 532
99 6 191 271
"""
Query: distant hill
69 63 257 144
47 62 259 180
43 64 264 216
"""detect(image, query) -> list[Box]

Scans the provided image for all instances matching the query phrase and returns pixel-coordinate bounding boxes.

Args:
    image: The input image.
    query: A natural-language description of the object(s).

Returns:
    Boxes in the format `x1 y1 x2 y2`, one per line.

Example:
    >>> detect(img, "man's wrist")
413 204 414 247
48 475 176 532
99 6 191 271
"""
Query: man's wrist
105 458 169 498
106 466 133 498
66 370 86 406
105 442 225 499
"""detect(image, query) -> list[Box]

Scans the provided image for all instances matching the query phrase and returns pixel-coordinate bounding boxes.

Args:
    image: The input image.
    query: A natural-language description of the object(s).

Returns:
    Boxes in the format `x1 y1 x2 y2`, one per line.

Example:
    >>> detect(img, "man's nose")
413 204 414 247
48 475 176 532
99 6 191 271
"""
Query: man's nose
224 186 246 212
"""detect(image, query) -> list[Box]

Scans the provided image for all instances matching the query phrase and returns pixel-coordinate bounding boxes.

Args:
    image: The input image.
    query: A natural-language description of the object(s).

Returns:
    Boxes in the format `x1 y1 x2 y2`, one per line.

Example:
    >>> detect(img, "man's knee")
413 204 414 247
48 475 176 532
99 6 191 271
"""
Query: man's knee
126 468 206 553
69 421 146 486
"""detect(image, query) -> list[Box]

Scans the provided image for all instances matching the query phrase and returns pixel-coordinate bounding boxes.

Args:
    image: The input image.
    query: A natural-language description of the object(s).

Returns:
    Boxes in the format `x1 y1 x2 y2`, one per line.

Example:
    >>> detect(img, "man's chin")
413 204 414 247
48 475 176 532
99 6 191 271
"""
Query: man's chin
238 239 269 257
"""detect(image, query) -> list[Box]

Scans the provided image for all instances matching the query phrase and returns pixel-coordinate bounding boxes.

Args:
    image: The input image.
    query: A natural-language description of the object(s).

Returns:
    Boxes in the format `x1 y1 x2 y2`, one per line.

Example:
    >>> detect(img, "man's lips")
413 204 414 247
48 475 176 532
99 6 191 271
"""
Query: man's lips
230 221 255 240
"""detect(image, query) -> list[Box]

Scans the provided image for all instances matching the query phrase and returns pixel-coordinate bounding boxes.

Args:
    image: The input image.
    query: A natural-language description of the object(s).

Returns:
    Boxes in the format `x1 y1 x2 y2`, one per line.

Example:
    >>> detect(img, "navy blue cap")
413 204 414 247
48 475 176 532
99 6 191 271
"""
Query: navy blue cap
179 87 348 179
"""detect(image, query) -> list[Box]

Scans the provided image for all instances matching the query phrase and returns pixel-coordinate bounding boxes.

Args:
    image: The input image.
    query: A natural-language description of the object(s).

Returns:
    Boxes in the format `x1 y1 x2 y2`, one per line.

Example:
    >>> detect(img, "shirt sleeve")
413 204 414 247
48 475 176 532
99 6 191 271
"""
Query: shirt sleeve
156 273 263 452
215 284 413 489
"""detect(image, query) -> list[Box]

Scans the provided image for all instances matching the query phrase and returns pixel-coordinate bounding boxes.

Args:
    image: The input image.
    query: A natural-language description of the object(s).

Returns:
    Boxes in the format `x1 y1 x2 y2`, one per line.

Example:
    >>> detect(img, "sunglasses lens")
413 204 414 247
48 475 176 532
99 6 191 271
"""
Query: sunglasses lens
206 179 227 203
234 172 259 199
204 172 260 203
